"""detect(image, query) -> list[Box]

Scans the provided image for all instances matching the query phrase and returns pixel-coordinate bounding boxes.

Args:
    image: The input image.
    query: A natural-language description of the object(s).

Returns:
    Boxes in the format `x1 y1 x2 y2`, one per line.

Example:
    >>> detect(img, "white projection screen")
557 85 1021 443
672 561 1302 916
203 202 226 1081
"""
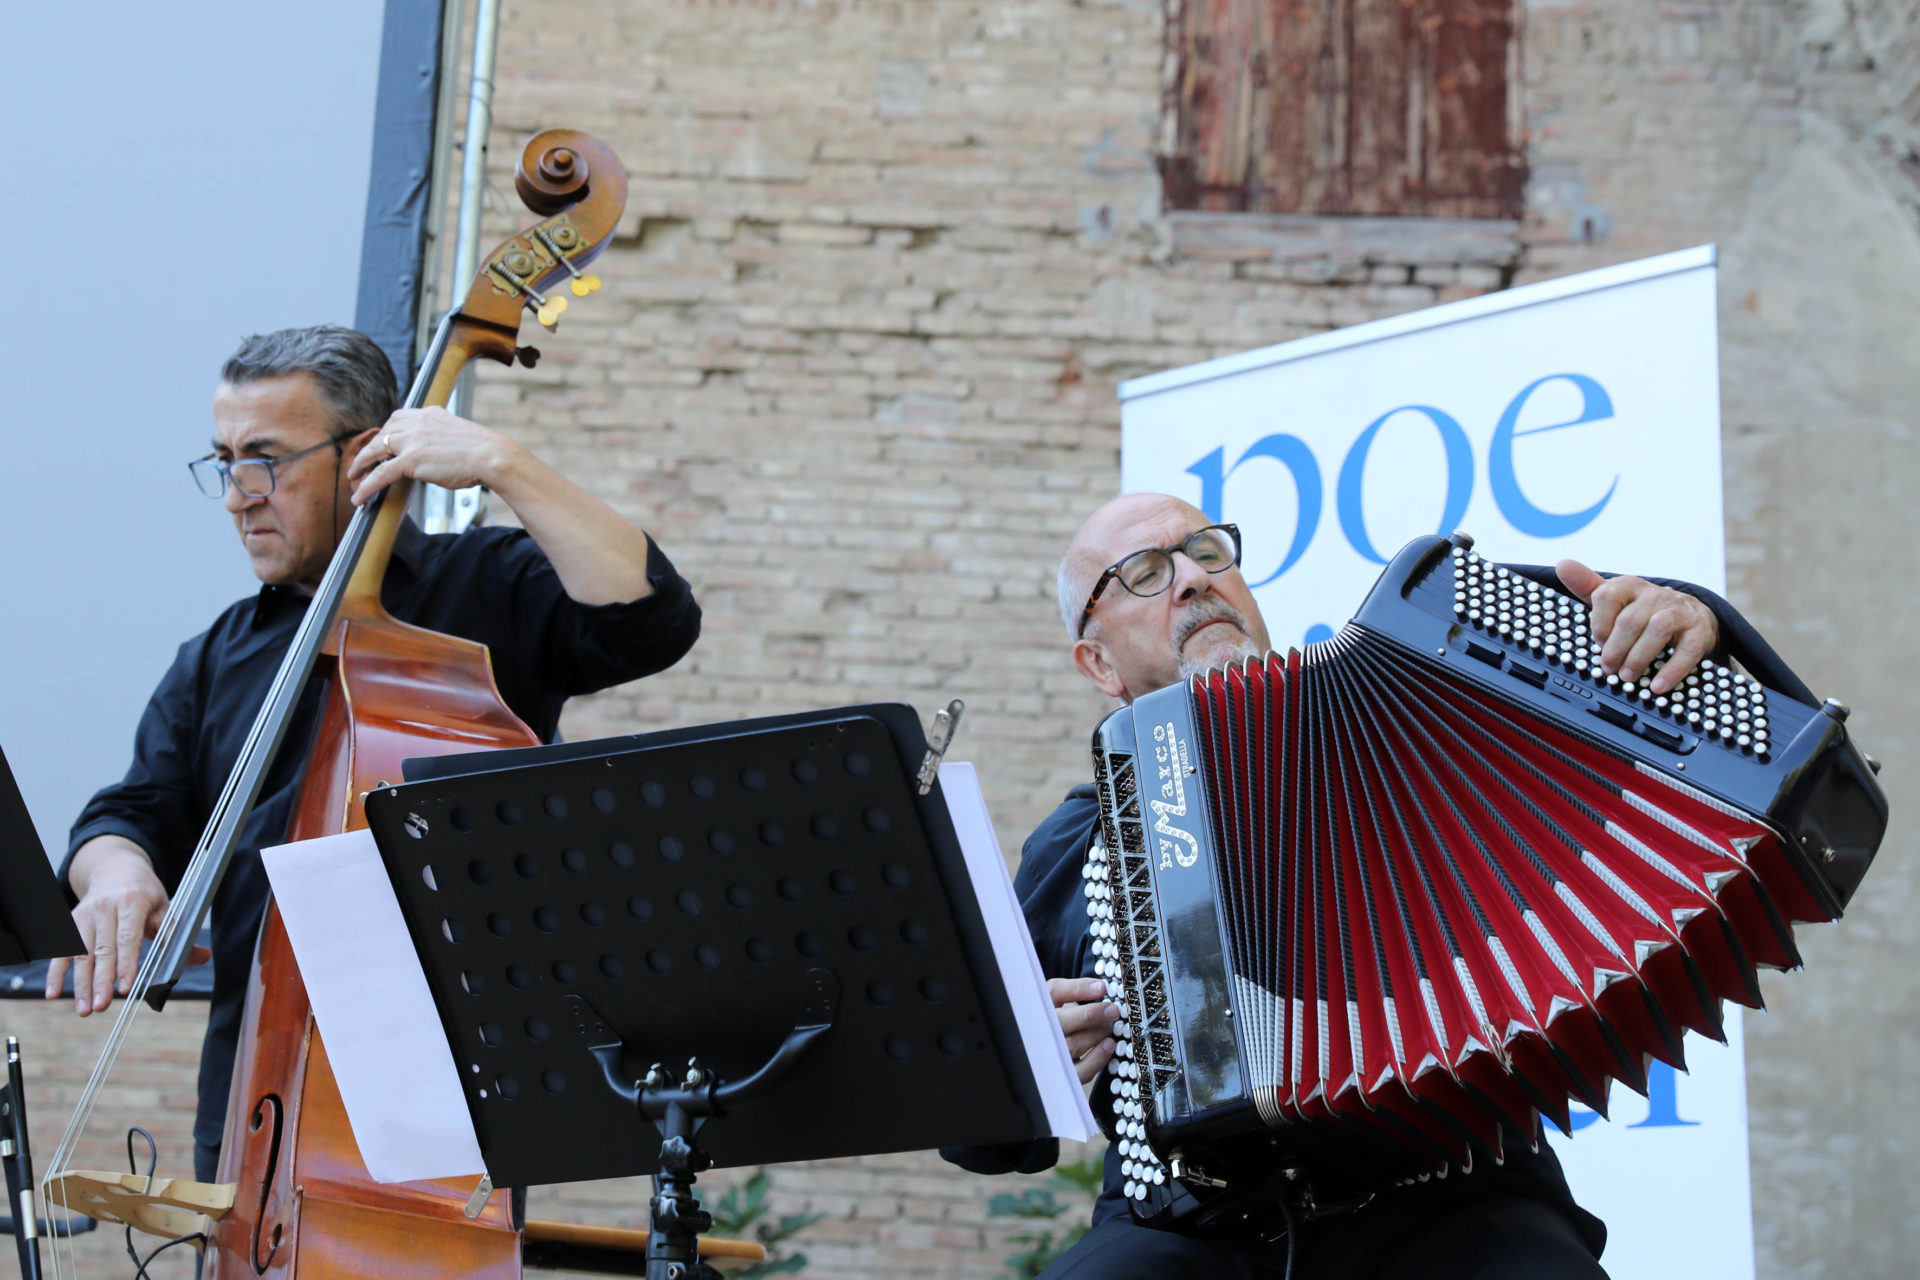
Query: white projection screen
0 2 390 862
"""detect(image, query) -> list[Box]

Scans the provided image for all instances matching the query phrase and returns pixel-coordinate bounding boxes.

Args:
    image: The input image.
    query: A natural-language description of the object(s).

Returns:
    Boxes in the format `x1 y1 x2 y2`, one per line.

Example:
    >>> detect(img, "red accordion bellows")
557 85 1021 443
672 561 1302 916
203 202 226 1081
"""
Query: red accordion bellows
1187 633 1825 1168
1093 539 1883 1219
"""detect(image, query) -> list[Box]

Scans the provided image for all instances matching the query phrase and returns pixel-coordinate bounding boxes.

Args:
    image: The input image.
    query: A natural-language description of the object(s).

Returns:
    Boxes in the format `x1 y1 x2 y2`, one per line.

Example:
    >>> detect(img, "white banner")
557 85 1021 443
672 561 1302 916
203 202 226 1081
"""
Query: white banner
1118 246 1752 1280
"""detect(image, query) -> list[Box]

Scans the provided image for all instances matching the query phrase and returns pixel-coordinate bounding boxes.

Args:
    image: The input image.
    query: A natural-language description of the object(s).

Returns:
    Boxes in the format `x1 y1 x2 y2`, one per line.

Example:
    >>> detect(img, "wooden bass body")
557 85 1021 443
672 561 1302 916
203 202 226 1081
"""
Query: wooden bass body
207 614 540 1279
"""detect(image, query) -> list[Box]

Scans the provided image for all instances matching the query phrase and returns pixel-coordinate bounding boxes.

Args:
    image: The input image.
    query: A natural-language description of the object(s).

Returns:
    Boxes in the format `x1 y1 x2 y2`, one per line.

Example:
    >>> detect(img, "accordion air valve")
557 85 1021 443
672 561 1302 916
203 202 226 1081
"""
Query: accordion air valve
1084 533 1887 1226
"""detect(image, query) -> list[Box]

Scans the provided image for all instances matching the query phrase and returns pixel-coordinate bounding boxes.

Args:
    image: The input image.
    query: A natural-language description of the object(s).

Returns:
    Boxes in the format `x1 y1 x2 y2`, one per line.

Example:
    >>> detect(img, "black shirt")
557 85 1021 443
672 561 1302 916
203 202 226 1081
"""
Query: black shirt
67 518 702 1153
943 567 1809 1259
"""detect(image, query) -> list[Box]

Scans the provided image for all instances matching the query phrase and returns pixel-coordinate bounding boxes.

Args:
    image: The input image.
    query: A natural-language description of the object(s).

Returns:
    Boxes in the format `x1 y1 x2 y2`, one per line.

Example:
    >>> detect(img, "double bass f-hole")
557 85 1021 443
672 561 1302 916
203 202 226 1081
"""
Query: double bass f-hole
246 1093 285 1274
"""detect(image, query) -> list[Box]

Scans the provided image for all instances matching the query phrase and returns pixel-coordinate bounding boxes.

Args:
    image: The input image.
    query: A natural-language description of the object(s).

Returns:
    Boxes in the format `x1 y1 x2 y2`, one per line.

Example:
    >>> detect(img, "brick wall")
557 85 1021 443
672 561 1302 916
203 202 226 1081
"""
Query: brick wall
476 0 1523 853
13 1 1915 1277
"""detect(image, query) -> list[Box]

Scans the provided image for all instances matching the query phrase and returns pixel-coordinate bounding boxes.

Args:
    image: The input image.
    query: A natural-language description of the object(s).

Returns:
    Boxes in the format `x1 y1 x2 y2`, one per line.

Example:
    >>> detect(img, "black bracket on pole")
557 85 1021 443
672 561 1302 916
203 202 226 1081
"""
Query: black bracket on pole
567 969 840 1280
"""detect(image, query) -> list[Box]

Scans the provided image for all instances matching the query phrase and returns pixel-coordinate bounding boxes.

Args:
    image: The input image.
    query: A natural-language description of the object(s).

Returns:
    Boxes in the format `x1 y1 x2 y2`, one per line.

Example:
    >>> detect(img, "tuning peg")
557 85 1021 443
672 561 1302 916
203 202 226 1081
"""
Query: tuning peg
487 256 568 331
516 346 541 368
535 225 601 298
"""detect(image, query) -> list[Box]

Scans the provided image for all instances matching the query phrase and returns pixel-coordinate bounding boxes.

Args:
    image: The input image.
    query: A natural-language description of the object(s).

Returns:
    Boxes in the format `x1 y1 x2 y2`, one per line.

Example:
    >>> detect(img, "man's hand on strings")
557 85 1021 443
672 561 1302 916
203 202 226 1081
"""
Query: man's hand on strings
1557 560 1721 695
347 406 528 507
49 836 208 1015
1052 976 1121 1084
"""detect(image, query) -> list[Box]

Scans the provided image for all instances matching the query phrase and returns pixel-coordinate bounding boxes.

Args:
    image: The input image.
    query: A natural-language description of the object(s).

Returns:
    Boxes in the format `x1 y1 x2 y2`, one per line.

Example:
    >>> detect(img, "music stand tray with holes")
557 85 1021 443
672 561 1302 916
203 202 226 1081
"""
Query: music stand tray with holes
362 704 1054 1279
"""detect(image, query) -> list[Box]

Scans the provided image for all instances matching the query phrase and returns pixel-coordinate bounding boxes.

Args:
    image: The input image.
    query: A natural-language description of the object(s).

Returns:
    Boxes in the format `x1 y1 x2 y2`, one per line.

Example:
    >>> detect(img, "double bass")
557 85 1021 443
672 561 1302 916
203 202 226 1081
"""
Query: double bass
41 129 647 1278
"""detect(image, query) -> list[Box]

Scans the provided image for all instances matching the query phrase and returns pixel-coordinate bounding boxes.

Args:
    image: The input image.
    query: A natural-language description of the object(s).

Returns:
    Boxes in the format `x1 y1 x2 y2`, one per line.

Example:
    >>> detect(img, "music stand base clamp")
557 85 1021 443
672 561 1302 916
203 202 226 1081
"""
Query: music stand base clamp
645 1103 714 1280
567 969 841 1280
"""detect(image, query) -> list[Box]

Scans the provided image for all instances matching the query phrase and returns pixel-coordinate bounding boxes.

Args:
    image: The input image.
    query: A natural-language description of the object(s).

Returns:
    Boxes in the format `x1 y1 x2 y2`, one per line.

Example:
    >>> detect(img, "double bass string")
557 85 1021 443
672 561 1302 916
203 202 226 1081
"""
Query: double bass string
38 494 382 1276
38 318 454 1274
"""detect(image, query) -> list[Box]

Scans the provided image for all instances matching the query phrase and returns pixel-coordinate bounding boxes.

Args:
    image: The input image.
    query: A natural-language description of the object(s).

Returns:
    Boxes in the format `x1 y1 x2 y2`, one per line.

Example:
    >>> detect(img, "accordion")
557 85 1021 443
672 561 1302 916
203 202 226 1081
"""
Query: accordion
1084 534 1886 1225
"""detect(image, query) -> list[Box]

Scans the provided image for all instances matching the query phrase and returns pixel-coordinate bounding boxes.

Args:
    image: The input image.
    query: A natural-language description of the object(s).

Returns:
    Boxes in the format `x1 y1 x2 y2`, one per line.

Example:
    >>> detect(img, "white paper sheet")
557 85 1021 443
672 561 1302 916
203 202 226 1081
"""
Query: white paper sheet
260 828 485 1183
939 762 1099 1143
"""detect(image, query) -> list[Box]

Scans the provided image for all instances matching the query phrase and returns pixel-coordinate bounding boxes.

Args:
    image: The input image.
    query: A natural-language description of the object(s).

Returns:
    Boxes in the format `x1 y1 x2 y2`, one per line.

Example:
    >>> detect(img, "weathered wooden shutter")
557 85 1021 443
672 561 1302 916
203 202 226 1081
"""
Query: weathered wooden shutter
1161 0 1524 219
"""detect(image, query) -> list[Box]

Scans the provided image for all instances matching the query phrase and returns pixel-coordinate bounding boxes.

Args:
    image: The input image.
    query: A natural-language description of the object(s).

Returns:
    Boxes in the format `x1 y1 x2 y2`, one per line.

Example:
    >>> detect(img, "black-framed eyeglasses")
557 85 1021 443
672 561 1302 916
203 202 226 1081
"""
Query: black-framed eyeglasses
188 437 342 499
1076 523 1242 638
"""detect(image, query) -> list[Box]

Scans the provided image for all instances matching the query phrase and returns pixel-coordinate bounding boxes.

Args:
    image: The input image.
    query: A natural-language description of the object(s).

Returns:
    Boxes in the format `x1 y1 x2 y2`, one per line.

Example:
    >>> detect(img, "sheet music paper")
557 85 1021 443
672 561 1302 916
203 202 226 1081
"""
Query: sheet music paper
260 828 485 1182
939 762 1099 1142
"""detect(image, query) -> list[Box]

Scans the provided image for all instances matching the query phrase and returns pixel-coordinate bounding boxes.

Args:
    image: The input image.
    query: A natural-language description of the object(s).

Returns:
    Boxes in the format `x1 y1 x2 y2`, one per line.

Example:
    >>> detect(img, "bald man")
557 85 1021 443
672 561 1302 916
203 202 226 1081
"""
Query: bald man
947 493 1811 1279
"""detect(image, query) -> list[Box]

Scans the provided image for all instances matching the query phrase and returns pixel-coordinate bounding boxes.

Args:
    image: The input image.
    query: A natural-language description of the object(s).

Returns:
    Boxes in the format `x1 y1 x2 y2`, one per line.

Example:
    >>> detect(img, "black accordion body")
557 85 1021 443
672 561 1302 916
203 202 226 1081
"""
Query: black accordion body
1084 534 1887 1225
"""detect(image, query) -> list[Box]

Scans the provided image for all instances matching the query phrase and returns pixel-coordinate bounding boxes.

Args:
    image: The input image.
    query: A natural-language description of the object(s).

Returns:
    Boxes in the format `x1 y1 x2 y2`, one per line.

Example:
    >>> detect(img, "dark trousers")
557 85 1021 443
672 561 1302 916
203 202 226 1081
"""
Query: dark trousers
1040 1198 1609 1280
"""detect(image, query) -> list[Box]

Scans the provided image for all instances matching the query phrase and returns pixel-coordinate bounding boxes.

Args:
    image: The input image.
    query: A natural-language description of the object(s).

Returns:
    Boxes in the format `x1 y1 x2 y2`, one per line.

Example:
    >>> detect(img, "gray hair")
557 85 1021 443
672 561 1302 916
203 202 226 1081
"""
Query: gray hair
1057 554 1095 640
220 325 398 440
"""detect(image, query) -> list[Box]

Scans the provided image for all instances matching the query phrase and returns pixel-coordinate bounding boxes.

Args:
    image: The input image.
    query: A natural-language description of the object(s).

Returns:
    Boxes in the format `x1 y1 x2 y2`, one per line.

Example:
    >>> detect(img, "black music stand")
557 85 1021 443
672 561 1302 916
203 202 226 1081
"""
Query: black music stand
363 703 1055 1280
0 746 88 1280
0 746 82 968
0 737 212 991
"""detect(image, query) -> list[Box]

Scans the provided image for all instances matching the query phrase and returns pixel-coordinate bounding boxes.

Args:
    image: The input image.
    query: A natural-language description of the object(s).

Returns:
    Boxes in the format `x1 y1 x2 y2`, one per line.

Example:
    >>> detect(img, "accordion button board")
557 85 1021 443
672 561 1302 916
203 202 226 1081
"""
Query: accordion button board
1085 532 1888 1226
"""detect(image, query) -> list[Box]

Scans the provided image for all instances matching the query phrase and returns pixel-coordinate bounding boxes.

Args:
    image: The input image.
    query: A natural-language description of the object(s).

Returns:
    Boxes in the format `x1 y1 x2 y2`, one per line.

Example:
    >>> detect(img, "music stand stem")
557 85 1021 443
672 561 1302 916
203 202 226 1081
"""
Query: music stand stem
571 972 840 1280
3 1038 42 1280
644 1099 711 1280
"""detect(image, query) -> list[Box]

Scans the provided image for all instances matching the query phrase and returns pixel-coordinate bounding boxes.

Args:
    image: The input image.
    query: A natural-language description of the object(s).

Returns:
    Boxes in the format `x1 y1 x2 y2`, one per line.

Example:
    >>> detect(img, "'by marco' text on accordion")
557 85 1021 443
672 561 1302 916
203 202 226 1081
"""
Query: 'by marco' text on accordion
1083 533 1887 1228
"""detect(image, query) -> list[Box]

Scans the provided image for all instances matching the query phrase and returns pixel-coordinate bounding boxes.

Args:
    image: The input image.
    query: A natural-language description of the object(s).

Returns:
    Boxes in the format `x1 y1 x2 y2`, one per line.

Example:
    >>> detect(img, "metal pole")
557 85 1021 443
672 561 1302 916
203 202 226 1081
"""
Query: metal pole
4 1038 43 1280
449 0 500 335
412 0 466 365
421 0 499 533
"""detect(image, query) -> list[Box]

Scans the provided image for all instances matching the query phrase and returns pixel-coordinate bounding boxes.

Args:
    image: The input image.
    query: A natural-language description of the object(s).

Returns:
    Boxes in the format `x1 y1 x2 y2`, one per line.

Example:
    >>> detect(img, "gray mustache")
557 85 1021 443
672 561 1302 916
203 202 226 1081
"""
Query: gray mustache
1174 598 1250 648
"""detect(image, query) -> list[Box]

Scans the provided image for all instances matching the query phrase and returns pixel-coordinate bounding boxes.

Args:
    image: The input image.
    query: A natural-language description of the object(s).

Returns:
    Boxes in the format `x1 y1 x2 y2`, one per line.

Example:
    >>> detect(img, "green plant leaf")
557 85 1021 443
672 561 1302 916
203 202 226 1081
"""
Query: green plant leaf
988 1150 1105 1277
987 1188 1065 1219
702 1170 820 1276
768 1211 827 1240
